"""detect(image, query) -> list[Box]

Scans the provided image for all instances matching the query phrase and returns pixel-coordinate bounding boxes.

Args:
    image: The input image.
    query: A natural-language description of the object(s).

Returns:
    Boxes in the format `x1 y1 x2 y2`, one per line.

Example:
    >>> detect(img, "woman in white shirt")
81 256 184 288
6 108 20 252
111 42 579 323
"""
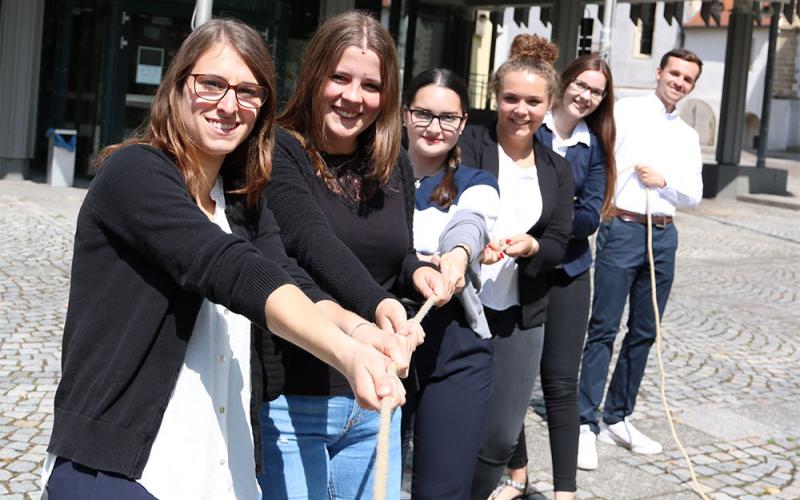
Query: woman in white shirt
458 34 574 499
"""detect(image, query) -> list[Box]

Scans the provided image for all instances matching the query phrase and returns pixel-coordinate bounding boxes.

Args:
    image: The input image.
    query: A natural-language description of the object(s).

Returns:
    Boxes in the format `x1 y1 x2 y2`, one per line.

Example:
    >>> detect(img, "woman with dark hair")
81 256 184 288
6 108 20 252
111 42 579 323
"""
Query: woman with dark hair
499 53 617 500
41 18 403 500
256 11 450 499
458 34 574 500
402 68 500 499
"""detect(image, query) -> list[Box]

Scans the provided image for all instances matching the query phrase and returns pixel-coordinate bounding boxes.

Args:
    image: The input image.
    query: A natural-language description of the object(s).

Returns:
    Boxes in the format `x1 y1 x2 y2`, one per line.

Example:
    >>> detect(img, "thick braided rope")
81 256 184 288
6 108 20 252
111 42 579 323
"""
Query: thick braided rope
645 189 710 500
373 294 437 500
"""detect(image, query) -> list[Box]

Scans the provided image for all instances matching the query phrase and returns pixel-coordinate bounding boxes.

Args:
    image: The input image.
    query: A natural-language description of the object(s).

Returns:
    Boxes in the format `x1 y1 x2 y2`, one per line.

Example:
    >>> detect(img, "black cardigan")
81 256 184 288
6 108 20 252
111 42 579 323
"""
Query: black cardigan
47 145 329 479
459 123 574 327
262 127 429 396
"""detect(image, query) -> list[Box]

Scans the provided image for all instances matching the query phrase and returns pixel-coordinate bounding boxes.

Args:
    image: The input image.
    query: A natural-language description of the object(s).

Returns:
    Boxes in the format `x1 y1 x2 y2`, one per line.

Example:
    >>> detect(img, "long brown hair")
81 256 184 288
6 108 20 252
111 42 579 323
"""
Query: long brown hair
96 18 277 209
559 54 617 219
492 34 561 104
403 68 469 209
278 10 402 193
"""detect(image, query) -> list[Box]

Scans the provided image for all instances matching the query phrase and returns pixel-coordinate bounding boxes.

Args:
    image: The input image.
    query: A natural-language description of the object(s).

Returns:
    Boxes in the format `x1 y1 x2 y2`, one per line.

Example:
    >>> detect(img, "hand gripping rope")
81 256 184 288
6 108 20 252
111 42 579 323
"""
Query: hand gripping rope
373 295 437 500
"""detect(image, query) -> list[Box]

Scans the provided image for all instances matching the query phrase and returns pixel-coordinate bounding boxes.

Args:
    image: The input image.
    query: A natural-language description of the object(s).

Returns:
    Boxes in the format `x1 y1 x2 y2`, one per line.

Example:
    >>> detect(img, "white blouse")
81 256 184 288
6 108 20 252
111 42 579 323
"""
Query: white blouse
479 145 543 311
137 177 259 500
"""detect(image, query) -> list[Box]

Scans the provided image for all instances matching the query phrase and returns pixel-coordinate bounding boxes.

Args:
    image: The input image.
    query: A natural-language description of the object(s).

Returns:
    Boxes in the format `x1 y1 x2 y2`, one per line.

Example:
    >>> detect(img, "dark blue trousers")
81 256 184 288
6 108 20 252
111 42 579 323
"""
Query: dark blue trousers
46 457 157 500
578 217 677 433
402 300 493 500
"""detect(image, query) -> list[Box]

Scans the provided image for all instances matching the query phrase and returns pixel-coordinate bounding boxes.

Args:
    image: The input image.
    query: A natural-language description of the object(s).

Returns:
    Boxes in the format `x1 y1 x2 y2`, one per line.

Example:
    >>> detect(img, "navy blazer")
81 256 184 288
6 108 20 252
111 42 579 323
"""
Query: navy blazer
459 122 574 328
535 122 607 277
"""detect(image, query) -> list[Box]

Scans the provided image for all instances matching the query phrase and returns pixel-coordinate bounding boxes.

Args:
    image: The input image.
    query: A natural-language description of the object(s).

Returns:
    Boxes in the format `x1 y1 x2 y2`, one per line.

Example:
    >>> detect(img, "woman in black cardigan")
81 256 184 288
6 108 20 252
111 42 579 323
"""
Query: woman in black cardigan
43 19 402 500
459 35 574 500
256 11 450 500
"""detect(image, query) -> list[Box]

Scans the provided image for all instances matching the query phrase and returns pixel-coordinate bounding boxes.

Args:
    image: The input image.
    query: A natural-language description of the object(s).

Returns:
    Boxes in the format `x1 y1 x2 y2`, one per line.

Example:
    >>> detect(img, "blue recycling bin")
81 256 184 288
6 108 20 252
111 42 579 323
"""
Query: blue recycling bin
46 128 77 187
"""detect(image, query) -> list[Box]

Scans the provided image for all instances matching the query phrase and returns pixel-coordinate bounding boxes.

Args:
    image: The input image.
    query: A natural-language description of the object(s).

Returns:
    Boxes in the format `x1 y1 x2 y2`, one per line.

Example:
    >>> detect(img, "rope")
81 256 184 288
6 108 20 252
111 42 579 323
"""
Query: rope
645 189 710 500
373 294 438 500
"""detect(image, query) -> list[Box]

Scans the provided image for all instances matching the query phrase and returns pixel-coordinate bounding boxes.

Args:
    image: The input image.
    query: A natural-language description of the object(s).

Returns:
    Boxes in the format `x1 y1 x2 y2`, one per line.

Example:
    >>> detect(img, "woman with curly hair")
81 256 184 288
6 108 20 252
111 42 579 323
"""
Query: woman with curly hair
501 53 617 500
458 34 574 499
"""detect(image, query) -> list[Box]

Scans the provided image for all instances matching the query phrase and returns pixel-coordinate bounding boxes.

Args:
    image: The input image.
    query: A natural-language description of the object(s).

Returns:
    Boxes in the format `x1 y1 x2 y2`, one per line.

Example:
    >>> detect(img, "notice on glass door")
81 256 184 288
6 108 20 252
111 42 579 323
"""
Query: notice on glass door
136 46 164 85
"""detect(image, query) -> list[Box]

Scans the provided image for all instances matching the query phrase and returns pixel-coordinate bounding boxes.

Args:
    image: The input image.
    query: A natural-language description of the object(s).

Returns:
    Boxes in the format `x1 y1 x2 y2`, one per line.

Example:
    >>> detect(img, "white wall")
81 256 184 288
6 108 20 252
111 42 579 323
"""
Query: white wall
474 4 798 151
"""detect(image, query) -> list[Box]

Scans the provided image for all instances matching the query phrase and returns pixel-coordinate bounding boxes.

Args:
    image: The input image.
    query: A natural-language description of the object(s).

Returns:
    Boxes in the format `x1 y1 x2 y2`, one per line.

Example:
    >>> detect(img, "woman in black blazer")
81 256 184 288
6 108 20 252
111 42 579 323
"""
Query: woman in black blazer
458 35 574 500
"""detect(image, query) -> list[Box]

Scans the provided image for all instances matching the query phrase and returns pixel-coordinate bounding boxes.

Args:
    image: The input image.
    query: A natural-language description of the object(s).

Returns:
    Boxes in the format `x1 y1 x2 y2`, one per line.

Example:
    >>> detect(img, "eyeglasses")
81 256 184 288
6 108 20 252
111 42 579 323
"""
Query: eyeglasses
189 73 268 109
570 79 606 101
407 108 464 132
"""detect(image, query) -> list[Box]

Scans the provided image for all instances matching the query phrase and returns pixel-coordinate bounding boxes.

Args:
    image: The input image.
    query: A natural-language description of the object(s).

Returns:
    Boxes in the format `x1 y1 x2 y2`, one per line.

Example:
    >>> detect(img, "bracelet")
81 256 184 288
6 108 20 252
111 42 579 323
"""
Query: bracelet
451 243 472 276
348 321 372 337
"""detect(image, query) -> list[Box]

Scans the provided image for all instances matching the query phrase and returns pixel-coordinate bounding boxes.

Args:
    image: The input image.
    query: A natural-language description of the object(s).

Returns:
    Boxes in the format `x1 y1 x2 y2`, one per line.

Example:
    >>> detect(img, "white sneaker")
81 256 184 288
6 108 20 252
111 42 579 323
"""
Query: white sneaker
577 424 598 470
598 417 663 455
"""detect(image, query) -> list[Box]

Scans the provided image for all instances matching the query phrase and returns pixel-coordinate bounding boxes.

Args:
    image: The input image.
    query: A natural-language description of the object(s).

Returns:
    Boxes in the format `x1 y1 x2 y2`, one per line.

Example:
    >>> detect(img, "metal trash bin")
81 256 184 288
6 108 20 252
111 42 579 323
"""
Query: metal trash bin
46 128 77 187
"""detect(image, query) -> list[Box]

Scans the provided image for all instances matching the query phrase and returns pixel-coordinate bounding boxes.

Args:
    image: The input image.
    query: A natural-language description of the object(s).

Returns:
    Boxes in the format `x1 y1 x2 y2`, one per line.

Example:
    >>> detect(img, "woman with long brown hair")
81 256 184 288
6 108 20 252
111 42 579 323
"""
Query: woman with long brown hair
41 18 402 500
256 11 451 499
496 53 616 500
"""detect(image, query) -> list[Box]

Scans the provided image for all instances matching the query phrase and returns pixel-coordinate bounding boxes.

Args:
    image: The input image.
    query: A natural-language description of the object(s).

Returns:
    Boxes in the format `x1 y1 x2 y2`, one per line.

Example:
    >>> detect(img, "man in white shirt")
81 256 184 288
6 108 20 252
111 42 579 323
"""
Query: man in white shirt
577 48 704 470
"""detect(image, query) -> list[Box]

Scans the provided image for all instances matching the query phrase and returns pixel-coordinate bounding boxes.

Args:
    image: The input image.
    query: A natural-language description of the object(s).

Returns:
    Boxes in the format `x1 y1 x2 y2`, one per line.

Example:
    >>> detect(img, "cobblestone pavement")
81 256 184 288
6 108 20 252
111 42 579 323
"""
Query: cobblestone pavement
1 179 799 499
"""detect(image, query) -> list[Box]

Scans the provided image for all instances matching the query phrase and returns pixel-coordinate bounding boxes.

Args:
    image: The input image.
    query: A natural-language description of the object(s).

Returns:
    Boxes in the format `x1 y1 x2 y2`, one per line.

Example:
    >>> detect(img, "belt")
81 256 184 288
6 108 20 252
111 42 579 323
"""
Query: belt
614 208 673 227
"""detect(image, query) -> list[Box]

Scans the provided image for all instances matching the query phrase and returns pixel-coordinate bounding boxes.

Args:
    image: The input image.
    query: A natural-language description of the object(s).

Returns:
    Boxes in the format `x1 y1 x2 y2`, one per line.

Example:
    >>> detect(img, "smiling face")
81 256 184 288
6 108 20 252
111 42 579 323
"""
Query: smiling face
561 69 607 120
404 84 465 165
655 56 701 112
179 43 260 169
318 46 383 154
496 70 550 142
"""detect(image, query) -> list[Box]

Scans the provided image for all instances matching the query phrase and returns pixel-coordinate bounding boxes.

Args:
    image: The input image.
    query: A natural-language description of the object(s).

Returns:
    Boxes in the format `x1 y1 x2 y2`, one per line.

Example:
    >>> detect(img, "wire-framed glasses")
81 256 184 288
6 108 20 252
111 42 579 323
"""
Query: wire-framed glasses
407 108 464 132
570 79 606 101
189 73 268 109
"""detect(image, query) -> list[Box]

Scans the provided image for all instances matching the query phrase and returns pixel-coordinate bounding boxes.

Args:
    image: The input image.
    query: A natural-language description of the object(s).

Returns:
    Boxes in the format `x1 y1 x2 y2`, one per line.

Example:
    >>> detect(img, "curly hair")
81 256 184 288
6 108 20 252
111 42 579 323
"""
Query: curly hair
491 34 561 103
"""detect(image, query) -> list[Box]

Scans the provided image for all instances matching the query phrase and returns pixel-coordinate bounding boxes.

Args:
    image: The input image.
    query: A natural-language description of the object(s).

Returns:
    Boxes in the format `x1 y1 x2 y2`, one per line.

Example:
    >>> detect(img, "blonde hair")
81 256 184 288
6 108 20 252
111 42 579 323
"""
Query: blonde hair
96 19 277 209
491 34 561 103
279 10 402 191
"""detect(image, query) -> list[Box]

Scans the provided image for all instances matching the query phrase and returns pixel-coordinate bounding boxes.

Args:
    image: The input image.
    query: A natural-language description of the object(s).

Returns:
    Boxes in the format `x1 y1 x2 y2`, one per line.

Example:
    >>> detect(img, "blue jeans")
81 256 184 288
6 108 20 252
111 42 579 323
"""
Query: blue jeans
578 217 677 433
258 395 401 500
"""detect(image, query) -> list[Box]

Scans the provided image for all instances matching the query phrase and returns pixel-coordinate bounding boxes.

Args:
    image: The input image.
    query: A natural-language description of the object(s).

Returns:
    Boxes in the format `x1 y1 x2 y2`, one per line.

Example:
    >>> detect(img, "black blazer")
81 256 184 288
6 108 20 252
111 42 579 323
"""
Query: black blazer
459 122 574 327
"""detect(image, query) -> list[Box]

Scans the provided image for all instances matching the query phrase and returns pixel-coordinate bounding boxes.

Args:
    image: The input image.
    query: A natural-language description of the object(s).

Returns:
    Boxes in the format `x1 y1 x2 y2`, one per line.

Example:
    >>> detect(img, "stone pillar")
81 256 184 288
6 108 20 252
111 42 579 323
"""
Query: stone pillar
551 0 581 71
716 0 754 166
0 0 45 179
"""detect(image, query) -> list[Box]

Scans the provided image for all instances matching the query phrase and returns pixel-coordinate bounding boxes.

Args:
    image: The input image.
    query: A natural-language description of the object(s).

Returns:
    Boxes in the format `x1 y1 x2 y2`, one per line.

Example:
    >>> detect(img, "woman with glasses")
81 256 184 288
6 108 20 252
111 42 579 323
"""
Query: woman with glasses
41 19 403 500
500 53 616 500
458 34 575 500
402 69 500 499
256 12 450 499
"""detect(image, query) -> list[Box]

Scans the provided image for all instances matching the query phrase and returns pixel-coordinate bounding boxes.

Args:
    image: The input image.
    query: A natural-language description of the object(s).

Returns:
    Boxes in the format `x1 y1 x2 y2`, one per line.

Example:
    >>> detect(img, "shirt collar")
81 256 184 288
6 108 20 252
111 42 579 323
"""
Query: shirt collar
543 110 591 147
648 93 680 120
209 176 226 210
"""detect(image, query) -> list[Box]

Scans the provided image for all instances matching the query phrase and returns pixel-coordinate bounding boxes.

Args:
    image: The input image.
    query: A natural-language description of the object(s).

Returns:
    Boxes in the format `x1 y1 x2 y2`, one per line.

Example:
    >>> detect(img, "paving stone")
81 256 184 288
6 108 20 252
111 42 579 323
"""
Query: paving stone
4 176 800 497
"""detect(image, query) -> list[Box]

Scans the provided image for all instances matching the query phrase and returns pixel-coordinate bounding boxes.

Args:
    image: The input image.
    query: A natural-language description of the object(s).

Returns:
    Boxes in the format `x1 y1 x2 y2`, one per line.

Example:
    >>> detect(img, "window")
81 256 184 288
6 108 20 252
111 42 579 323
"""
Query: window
632 4 655 57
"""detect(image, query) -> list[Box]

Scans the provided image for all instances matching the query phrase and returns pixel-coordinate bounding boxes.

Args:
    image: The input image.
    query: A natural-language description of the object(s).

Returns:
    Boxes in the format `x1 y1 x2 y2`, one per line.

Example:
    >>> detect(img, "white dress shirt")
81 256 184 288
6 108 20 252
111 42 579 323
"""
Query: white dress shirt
543 110 591 158
479 144 542 310
40 177 259 500
612 93 703 216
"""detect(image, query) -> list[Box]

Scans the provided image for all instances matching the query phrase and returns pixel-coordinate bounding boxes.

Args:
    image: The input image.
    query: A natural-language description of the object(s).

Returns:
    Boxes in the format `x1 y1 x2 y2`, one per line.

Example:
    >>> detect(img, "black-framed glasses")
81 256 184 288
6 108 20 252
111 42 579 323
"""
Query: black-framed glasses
189 73 268 109
570 79 606 101
407 108 464 132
